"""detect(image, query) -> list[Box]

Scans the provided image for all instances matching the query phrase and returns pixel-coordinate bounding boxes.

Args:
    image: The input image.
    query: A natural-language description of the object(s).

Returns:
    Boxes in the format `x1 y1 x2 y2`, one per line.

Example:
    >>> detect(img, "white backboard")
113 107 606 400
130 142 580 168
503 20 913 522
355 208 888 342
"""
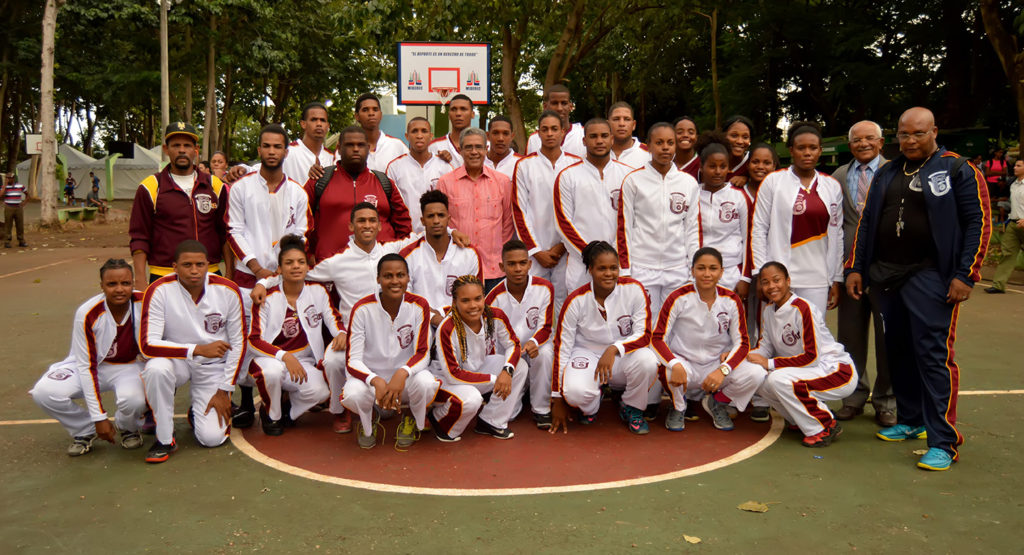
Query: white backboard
397 42 490 105
26 134 43 155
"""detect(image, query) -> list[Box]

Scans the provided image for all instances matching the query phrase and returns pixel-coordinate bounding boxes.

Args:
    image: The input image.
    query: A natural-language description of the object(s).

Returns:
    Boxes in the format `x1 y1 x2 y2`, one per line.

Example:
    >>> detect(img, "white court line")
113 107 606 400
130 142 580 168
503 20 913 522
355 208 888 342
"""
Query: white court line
0 258 78 280
959 389 1024 395
227 418 785 497
0 414 189 426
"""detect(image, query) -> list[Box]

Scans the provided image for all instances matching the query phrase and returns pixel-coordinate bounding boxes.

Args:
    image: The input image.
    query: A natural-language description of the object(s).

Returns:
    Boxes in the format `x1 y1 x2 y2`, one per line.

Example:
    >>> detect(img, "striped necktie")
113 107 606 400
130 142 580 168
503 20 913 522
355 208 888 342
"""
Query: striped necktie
856 164 870 213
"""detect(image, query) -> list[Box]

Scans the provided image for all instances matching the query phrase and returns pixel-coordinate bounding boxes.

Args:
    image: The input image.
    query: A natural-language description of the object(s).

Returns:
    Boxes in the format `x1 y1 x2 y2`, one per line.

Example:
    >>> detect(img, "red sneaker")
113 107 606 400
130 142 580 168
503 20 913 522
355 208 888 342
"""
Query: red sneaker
332 412 352 434
802 421 842 448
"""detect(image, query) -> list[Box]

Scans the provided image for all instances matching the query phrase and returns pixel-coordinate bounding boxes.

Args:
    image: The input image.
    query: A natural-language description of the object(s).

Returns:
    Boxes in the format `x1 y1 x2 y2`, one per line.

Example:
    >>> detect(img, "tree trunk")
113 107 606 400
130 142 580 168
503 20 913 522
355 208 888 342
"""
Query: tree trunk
82 102 96 156
219 65 234 153
699 8 722 130
202 15 218 161
40 0 63 224
979 0 1024 145
184 25 193 123
501 22 527 151
159 0 170 160
544 0 587 92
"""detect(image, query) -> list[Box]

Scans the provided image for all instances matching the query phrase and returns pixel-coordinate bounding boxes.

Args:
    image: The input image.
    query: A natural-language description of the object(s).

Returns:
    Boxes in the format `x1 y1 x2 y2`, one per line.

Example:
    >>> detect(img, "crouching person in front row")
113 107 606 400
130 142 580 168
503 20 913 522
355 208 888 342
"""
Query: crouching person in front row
342 254 439 450
140 240 247 463
247 235 341 435
430 275 528 441
31 259 147 456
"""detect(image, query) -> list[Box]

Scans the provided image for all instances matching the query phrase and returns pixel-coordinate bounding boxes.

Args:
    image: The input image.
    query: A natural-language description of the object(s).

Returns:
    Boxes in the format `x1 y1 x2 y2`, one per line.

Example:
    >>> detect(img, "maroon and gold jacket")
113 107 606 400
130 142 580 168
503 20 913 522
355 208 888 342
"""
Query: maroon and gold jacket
129 167 228 275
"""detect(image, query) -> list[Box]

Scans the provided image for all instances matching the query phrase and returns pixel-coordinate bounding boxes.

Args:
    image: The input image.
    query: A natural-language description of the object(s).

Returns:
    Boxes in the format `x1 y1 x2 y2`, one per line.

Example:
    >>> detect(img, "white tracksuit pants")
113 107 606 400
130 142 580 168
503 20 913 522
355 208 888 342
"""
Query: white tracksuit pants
341 371 440 436
513 343 554 416
141 358 231 447
530 255 568 311
658 359 766 412
755 361 856 436
31 362 146 438
250 353 330 421
431 355 529 437
792 286 829 315
561 347 658 416
322 348 347 415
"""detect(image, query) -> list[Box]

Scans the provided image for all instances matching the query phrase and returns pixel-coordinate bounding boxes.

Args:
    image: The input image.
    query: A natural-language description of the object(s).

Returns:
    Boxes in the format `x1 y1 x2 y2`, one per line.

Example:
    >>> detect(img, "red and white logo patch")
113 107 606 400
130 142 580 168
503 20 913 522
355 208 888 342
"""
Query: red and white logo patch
364 194 379 207
282 316 301 338
781 323 800 346
610 188 622 211
719 201 737 223
716 311 731 334
570 357 589 369
445 275 458 296
303 305 322 327
669 192 689 215
396 324 414 348
616 315 633 337
194 193 215 214
204 312 225 334
525 307 541 330
47 369 73 381
793 194 806 215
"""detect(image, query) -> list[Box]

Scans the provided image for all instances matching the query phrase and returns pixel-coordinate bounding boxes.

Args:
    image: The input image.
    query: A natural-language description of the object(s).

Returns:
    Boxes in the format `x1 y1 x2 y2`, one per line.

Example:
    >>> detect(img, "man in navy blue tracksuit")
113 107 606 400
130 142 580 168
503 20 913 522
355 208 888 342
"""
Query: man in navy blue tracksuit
845 107 991 471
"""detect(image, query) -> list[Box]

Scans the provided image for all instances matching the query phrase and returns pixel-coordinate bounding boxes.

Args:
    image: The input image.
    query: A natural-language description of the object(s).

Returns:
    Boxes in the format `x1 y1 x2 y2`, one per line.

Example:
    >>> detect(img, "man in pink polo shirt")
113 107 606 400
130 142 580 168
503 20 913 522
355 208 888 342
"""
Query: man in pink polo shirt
437 127 515 292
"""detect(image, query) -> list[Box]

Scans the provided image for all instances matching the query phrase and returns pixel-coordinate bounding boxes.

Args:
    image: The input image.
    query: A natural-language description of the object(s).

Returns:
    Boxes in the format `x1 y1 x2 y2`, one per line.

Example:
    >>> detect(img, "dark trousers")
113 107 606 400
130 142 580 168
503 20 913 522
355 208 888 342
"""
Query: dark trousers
837 285 895 411
4 206 24 244
484 277 503 294
875 268 963 459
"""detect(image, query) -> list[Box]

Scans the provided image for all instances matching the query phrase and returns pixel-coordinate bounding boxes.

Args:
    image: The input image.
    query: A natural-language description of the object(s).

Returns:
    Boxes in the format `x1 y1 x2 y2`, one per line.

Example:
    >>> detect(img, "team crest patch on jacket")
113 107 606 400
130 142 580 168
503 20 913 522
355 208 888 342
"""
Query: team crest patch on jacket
616 315 633 337
106 342 118 359
364 194 379 207
47 369 74 381
303 306 322 327
282 316 301 338
716 311 731 334
571 357 588 369
719 201 737 223
927 171 951 196
194 193 215 214
204 312 225 333
396 324 413 348
669 192 689 215
781 323 800 346
525 307 540 329
610 189 622 211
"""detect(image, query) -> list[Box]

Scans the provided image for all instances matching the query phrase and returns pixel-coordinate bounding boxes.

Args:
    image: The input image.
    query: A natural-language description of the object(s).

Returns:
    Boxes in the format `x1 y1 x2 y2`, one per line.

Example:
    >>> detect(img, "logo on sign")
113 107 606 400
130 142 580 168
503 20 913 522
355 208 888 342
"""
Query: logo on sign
396 324 414 348
204 313 225 334
617 315 633 337
407 70 423 90
304 306 322 327
465 71 481 92
782 323 800 346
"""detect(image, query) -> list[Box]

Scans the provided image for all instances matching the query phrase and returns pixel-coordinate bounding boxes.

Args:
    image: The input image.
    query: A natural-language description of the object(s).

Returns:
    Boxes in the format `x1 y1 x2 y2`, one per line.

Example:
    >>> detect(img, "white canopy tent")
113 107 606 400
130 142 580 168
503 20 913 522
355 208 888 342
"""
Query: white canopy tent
100 144 163 200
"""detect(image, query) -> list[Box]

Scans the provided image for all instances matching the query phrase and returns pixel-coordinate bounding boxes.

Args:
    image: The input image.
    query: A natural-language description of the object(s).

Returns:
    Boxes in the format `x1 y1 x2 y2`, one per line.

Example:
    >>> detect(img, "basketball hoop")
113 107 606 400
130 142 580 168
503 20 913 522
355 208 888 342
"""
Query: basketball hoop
434 87 456 111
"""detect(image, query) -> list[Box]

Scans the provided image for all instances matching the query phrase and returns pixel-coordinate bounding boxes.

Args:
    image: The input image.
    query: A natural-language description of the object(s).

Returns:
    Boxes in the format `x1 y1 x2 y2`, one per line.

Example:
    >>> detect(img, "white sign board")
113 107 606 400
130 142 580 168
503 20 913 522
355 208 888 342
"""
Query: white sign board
26 134 43 155
397 42 490 105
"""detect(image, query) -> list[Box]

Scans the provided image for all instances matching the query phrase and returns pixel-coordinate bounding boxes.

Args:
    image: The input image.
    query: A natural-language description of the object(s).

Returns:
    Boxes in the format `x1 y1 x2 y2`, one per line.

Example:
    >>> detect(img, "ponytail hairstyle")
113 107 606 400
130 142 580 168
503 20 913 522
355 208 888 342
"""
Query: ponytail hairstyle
694 130 731 161
582 240 618 270
448 274 495 363
276 234 307 267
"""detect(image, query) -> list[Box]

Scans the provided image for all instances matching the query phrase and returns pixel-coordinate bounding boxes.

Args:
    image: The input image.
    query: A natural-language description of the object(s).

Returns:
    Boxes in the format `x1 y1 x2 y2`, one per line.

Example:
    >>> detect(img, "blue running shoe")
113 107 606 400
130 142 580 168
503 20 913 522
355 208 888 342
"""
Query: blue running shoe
876 424 927 442
917 448 954 471
624 406 649 435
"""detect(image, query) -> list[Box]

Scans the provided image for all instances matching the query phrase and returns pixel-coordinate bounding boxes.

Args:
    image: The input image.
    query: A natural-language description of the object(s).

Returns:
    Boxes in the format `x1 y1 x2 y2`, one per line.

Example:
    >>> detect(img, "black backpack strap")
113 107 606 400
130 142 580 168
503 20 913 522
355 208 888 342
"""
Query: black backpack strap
950 155 970 178
372 169 392 199
312 165 336 216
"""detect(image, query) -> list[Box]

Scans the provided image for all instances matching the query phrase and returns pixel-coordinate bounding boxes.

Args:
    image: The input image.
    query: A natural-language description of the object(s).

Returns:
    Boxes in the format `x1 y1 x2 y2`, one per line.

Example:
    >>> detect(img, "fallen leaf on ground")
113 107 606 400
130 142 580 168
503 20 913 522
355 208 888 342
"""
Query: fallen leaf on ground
738 501 770 513
913 449 928 455
683 535 701 544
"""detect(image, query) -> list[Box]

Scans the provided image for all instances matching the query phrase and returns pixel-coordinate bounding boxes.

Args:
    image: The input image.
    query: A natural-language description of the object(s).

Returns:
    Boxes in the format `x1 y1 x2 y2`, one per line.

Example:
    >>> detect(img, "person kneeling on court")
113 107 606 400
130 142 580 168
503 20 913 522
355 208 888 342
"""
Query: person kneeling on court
429 275 527 441
140 240 246 463
248 235 341 435
342 254 438 450
651 247 766 432
550 241 658 435
747 262 856 448
31 259 147 456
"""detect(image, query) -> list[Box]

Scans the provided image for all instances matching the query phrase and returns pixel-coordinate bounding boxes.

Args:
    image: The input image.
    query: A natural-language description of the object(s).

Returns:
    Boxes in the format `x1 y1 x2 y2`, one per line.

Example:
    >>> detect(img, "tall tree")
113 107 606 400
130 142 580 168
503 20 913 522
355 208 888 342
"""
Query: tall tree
40 0 63 224
980 0 1024 143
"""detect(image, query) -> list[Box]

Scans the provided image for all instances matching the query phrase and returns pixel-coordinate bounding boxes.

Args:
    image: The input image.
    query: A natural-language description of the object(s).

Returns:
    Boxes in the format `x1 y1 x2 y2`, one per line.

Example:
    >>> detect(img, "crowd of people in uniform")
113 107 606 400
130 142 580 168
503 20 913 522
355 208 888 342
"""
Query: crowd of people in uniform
29 84 993 472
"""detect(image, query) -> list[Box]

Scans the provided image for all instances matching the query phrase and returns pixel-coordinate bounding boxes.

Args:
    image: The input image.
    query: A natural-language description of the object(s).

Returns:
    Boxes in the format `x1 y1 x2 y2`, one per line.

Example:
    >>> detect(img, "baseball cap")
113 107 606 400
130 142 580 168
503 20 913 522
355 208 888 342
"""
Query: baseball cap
164 121 200 144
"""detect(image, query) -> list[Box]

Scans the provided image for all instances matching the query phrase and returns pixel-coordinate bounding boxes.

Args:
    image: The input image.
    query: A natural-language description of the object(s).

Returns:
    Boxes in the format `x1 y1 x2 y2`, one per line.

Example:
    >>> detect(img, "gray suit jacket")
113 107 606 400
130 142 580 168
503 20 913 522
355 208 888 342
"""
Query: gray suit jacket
833 156 888 260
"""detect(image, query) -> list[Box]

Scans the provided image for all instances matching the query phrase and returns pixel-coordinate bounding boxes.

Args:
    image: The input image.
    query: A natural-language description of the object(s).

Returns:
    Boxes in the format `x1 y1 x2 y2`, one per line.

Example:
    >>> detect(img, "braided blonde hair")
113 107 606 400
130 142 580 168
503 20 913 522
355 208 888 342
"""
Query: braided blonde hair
449 275 494 363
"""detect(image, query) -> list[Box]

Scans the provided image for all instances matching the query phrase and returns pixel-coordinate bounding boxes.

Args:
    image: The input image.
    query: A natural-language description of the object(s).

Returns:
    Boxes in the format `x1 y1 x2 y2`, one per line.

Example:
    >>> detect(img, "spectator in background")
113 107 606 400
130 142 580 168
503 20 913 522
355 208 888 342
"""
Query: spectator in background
985 148 1009 219
210 151 230 183
85 184 108 215
986 158 1024 294
64 173 78 206
3 173 28 248
90 171 100 190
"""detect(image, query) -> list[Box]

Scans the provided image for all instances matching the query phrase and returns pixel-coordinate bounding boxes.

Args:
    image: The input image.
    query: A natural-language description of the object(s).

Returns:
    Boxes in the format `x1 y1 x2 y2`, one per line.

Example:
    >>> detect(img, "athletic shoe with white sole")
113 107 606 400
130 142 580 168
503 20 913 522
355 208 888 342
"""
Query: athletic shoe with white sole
67 435 96 457
701 395 735 431
802 421 842 447
749 406 770 423
876 424 927 442
357 409 382 449
120 431 144 449
427 409 461 442
643 403 659 421
684 402 700 421
665 409 686 432
474 418 515 440
533 412 552 429
621 405 649 435
145 438 177 463
395 415 420 451
917 447 954 471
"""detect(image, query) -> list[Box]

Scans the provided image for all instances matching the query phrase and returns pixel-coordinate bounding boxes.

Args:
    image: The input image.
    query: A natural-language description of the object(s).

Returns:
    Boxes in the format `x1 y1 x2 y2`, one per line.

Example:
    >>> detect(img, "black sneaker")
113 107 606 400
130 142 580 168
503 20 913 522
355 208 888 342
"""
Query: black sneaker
260 407 284 436
427 409 461 443
474 418 515 440
145 438 178 463
984 286 1005 294
643 402 659 421
232 404 255 429
533 412 552 429
750 406 771 423
684 402 700 421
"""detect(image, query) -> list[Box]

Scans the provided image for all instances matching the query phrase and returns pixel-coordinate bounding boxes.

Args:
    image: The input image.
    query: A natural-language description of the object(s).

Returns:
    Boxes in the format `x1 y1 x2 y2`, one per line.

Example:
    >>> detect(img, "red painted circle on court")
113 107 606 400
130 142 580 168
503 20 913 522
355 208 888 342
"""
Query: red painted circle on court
238 403 777 492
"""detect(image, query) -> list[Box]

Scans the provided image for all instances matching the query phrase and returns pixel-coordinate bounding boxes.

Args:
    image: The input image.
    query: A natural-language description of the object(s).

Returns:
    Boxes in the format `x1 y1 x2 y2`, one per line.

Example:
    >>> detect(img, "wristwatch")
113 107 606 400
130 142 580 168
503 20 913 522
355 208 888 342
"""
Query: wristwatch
502 364 515 377
718 364 731 376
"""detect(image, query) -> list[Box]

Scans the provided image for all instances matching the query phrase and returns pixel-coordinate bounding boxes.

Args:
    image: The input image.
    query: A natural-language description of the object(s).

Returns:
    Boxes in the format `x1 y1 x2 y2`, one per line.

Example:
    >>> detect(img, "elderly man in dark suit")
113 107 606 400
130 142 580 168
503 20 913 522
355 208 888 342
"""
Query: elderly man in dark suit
833 120 896 426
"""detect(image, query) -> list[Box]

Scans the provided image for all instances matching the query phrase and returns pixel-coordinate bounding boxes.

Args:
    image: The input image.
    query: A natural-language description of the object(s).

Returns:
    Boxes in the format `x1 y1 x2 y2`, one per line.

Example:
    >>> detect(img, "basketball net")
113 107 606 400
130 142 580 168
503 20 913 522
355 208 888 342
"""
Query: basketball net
435 87 455 112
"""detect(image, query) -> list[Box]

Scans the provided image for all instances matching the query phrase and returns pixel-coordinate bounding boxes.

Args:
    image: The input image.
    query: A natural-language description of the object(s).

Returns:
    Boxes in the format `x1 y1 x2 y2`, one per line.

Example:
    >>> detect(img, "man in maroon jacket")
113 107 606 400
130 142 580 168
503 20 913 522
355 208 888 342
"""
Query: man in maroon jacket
129 122 229 292
305 126 412 263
